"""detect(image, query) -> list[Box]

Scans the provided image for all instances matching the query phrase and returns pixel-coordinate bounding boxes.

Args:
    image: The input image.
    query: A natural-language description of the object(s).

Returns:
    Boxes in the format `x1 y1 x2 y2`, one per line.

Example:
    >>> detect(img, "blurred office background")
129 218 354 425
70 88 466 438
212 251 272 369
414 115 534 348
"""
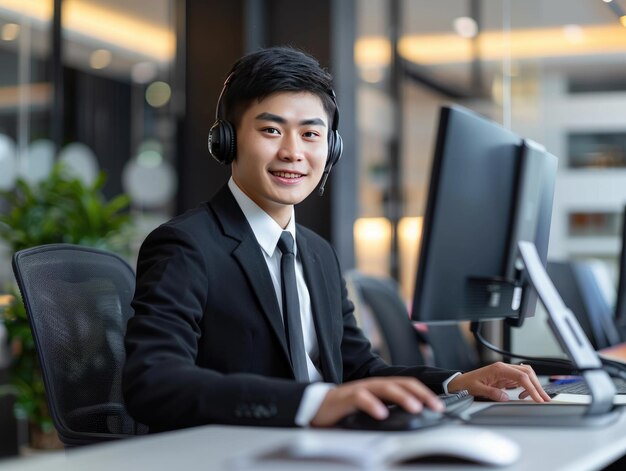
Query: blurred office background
0 0 625 453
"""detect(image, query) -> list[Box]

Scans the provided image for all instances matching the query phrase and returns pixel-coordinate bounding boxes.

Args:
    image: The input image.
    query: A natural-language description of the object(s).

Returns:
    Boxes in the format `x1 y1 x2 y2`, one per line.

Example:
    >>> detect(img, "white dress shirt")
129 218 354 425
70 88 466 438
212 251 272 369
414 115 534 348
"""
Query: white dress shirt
228 178 333 425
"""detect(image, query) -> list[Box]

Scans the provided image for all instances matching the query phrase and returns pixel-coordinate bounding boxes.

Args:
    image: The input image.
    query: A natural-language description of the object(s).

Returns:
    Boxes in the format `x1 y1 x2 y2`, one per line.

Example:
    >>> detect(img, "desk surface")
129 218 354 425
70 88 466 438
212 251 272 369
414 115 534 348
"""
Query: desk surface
2 403 626 471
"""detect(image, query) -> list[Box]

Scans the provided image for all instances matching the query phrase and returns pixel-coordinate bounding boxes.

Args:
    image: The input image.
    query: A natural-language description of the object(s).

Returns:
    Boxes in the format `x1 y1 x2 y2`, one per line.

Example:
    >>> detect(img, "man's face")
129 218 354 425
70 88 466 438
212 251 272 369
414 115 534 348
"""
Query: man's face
232 91 329 226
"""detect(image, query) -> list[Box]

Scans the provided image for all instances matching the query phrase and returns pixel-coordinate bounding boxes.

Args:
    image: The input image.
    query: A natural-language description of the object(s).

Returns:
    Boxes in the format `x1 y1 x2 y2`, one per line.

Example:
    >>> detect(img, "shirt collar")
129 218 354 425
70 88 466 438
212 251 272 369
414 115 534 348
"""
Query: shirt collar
228 177 297 257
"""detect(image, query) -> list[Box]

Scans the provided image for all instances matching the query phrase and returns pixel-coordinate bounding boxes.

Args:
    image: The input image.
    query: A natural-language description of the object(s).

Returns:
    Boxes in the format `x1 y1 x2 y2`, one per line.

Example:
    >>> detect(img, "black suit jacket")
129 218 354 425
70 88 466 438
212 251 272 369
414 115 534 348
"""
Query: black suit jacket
123 185 456 432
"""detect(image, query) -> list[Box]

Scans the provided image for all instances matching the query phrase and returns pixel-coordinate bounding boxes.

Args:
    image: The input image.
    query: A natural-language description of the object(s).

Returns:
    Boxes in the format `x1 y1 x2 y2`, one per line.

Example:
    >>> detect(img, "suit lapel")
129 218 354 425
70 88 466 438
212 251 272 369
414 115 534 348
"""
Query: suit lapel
209 186 290 362
297 231 340 383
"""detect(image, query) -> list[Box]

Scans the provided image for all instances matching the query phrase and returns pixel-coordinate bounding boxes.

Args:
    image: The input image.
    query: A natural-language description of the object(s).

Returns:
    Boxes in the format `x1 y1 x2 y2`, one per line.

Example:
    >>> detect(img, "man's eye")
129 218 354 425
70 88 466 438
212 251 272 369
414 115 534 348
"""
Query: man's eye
303 131 320 138
263 127 280 135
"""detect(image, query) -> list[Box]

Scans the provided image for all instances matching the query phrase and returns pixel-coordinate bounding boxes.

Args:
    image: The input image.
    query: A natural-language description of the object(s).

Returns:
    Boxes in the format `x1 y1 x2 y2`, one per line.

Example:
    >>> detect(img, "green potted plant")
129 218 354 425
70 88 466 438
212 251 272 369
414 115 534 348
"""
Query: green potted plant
0 161 132 449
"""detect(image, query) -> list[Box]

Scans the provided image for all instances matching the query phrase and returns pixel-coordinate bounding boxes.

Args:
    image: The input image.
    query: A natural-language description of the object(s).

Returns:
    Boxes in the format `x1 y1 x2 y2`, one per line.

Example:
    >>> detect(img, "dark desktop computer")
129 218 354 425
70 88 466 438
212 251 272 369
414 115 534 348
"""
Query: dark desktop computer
411 105 556 326
410 104 618 424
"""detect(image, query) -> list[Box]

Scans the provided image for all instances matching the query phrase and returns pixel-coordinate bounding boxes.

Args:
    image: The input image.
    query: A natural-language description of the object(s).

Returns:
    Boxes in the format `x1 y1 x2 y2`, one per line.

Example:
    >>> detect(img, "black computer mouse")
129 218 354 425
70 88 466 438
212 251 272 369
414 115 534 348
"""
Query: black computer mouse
338 405 444 431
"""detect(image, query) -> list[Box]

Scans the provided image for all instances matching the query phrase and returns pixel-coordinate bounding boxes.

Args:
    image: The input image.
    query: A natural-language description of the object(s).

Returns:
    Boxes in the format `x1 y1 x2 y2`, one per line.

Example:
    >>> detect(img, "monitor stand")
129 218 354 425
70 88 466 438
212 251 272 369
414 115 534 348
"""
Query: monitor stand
470 241 621 427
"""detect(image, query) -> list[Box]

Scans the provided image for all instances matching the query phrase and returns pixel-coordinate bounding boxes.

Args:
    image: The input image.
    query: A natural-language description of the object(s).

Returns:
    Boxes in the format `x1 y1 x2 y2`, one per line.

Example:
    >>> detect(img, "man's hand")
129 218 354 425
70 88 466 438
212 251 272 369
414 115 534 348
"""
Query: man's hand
447 362 551 403
310 377 445 427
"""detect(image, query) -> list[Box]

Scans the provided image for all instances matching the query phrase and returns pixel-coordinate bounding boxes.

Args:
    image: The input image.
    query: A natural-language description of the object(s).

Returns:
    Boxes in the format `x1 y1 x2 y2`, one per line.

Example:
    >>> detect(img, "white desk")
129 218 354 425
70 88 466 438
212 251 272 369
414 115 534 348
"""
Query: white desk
2 405 626 471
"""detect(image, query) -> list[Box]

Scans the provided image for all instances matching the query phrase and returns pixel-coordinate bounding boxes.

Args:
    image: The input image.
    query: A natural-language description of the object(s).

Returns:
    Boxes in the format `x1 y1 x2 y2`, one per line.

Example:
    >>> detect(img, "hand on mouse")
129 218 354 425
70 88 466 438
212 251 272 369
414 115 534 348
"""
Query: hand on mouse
310 377 445 427
446 362 551 403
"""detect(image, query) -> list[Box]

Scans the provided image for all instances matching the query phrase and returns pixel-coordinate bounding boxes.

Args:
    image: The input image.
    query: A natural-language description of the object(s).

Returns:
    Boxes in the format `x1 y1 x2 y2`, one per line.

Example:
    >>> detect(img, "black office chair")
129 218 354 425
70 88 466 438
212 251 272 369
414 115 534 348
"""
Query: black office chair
424 324 480 372
346 271 429 366
12 243 148 447
346 271 480 371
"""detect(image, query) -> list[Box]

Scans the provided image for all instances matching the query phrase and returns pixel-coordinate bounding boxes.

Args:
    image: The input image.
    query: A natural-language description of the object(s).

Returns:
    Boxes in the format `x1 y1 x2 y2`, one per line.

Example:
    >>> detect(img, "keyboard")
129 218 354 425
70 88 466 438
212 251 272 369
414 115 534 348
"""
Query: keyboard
439 389 474 415
543 377 626 397
338 390 474 431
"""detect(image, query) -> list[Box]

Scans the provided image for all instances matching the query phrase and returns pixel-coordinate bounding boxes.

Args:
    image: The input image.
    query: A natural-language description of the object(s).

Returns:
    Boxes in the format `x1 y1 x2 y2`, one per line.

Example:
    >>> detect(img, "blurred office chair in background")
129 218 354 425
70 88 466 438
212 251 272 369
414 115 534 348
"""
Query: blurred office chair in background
548 260 620 351
345 271 429 366
614 205 626 342
12 244 147 447
345 271 480 371
423 323 481 372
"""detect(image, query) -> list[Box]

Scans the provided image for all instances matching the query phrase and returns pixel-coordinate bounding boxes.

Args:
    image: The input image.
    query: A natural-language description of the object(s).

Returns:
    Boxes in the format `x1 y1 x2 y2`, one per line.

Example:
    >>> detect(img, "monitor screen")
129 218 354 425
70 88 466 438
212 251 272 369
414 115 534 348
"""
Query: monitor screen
411 105 557 324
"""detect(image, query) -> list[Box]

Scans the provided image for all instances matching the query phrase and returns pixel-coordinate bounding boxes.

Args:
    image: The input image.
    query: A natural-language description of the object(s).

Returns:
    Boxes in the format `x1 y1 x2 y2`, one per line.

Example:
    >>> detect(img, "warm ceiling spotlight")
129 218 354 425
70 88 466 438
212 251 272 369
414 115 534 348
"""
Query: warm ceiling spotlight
453 16 478 38
90 49 112 69
621 15 626 27
1 23 20 41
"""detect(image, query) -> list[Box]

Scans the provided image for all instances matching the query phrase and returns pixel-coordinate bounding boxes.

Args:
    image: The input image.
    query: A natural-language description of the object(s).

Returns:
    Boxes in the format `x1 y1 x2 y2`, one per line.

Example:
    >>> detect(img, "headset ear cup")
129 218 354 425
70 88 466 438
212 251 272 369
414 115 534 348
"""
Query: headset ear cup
327 130 343 170
208 120 236 165
221 120 236 164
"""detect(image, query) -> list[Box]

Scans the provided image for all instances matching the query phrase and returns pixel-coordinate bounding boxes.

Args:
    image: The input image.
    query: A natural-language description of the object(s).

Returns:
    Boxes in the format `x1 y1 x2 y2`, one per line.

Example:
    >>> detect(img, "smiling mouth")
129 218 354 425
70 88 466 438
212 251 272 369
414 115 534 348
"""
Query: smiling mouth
271 171 305 179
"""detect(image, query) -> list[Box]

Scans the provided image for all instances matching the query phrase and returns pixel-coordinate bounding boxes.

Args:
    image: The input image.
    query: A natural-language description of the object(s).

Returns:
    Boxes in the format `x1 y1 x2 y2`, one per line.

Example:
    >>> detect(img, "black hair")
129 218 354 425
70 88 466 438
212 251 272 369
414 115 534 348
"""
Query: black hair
222 46 335 128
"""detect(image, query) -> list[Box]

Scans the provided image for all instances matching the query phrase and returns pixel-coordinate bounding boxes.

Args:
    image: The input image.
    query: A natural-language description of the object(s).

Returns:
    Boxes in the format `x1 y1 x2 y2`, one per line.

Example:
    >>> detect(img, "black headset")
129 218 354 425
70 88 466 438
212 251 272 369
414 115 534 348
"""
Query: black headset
208 74 343 195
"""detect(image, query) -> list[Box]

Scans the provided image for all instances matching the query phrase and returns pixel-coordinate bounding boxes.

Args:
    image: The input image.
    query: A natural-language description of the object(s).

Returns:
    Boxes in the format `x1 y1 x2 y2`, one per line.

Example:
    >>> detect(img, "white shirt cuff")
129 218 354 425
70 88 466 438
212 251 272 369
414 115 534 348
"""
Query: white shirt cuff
442 372 463 394
294 382 336 427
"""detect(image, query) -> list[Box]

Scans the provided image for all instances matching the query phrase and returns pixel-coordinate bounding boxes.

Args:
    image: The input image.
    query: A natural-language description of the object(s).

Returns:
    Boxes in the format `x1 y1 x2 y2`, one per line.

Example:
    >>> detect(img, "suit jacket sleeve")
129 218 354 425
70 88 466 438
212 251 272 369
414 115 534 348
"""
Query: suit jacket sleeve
123 223 308 432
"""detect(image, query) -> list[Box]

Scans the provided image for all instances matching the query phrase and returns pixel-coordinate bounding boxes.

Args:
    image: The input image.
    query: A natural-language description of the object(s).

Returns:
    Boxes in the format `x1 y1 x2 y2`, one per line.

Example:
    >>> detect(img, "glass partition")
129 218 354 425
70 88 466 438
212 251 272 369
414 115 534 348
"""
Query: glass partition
0 0 181 282
356 0 626 303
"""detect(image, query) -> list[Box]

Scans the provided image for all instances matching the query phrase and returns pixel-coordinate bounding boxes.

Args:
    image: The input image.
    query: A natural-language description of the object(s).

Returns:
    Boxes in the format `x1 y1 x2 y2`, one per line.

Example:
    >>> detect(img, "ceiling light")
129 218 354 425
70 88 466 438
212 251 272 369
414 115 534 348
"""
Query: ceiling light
354 37 391 68
453 17 478 39
621 15 626 27
563 24 584 43
0 0 174 62
390 24 626 65
1 23 19 41
90 49 112 69
603 0 613 3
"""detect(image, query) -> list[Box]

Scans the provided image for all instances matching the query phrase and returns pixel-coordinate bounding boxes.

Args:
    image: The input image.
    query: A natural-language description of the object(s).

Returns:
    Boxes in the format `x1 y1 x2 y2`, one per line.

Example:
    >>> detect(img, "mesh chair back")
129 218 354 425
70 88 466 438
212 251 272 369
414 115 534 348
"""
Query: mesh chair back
424 324 480 371
346 271 427 365
347 271 480 371
12 244 147 446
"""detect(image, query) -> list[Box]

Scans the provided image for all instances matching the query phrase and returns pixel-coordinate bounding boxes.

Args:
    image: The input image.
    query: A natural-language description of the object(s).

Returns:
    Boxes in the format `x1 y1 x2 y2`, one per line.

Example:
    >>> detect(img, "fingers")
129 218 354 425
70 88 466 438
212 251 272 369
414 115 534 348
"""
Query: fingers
311 385 386 427
514 364 551 402
473 384 510 402
488 363 550 403
311 377 445 427
392 377 445 412
353 377 444 413
349 387 389 419
451 362 551 403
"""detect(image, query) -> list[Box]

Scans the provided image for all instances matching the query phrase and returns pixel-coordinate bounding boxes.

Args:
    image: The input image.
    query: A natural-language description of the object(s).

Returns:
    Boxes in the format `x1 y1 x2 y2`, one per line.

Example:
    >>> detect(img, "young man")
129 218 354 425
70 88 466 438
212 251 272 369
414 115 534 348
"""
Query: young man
123 46 549 433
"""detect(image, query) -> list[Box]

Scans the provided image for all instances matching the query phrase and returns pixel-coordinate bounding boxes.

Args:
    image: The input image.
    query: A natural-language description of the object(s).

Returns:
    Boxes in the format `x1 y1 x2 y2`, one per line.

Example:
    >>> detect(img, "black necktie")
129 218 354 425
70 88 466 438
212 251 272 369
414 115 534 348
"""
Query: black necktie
277 231 309 382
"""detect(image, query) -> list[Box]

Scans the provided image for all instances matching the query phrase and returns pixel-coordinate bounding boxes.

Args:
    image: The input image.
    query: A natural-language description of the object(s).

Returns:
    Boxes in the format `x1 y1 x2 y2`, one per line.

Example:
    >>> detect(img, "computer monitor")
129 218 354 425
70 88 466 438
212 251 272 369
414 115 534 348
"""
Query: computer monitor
504 139 558 327
411 105 557 325
409 105 618 421
548 259 620 349
615 205 626 337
